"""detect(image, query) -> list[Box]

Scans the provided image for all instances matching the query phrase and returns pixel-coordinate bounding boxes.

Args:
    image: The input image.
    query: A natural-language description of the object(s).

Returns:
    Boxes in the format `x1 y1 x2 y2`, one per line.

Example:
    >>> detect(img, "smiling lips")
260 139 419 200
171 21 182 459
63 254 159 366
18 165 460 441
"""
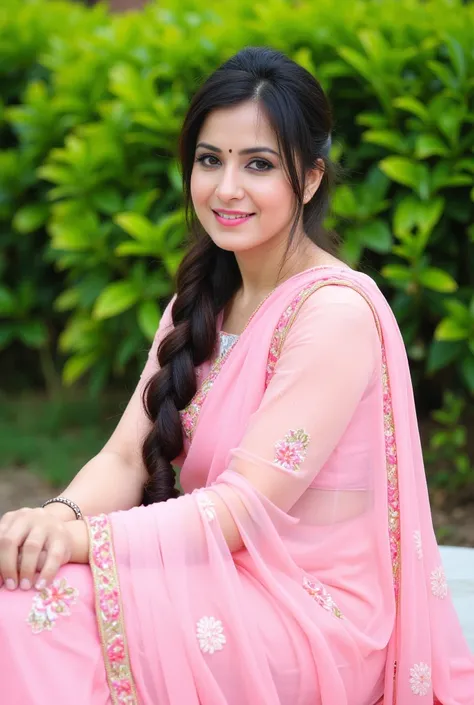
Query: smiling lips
212 209 255 226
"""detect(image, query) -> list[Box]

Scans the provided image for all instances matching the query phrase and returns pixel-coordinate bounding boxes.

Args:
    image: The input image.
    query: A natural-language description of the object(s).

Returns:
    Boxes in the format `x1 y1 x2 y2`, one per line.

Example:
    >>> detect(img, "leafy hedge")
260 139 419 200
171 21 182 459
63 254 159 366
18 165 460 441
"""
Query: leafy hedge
0 0 473 408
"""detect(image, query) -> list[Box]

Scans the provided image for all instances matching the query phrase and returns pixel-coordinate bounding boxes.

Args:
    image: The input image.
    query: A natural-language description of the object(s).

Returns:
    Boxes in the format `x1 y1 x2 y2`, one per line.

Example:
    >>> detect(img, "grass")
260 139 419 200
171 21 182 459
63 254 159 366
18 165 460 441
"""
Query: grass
0 391 129 487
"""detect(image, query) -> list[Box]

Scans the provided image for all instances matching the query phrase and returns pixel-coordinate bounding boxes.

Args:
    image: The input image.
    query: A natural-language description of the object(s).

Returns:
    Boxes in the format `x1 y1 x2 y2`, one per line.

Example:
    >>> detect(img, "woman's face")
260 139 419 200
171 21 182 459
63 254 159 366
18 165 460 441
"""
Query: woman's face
190 101 305 255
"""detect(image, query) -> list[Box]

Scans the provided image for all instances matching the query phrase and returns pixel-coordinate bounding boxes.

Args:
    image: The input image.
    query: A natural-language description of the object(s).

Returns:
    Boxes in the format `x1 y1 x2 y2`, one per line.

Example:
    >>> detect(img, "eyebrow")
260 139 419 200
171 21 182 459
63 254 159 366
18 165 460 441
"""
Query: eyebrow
196 142 279 157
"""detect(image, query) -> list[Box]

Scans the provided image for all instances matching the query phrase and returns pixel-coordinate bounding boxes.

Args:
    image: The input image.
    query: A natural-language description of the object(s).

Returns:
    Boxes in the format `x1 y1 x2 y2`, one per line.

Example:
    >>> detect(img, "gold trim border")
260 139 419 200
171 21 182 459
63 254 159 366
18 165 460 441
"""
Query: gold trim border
86 514 139 705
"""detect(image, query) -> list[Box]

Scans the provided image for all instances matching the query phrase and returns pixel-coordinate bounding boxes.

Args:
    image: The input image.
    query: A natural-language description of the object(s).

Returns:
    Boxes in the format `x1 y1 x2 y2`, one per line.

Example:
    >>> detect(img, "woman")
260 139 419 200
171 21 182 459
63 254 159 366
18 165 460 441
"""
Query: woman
0 47 472 705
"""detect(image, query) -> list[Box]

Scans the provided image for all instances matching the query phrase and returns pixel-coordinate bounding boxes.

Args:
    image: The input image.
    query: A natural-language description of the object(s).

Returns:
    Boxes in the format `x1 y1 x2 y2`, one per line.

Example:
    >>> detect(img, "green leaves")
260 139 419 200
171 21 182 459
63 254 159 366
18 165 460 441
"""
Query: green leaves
13 204 49 234
115 214 156 242
379 157 430 199
115 209 186 258
418 268 457 294
93 281 141 320
429 297 474 393
137 300 161 341
0 0 472 408
393 96 428 122
0 286 16 316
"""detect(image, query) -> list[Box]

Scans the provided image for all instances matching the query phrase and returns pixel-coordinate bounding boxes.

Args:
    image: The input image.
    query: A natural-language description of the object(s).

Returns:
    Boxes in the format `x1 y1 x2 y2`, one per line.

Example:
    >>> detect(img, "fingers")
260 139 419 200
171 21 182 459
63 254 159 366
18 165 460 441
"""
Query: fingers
0 513 33 590
0 512 14 588
0 509 71 592
15 549 47 589
17 530 47 590
35 539 68 590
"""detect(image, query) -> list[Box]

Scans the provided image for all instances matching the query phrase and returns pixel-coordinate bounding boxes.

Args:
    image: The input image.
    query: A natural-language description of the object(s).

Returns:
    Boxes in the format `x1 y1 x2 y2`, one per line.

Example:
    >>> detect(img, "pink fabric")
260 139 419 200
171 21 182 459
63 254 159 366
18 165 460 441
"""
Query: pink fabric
0 265 473 705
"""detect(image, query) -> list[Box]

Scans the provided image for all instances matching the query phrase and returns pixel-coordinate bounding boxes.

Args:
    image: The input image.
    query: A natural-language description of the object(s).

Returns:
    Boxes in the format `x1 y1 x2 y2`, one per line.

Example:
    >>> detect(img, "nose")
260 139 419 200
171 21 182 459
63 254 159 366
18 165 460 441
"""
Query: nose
215 163 244 202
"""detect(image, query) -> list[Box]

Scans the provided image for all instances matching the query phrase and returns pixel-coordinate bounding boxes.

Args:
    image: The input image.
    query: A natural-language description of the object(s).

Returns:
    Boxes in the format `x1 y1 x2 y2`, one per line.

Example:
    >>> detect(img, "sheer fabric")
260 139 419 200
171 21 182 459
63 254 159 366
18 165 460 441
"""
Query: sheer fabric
0 265 472 705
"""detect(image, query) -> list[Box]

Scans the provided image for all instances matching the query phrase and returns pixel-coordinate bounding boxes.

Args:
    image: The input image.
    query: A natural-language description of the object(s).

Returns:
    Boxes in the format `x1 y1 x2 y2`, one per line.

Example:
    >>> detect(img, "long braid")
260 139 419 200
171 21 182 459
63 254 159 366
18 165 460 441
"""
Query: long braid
141 238 240 504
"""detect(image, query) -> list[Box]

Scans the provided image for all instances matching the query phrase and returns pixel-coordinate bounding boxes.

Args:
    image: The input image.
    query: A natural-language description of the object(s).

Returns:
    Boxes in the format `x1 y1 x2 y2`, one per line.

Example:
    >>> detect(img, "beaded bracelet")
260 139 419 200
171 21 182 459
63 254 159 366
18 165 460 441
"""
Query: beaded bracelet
41 496 83 520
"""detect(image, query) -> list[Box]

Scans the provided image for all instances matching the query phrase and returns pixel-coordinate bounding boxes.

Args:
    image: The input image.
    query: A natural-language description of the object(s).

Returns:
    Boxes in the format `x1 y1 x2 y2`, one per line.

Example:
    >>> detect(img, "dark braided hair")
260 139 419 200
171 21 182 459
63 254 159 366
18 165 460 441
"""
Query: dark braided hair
141 46 338 504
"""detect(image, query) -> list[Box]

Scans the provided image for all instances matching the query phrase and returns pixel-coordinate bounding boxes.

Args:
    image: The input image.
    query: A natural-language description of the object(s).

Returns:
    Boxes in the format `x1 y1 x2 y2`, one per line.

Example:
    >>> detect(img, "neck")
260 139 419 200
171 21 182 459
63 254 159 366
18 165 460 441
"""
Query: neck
234 236 323 302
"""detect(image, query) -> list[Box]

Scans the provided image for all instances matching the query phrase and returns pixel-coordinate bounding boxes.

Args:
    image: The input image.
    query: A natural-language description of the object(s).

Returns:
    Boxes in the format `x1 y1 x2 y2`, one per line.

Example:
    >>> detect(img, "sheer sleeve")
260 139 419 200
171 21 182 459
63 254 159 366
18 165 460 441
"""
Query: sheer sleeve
218 285 381 513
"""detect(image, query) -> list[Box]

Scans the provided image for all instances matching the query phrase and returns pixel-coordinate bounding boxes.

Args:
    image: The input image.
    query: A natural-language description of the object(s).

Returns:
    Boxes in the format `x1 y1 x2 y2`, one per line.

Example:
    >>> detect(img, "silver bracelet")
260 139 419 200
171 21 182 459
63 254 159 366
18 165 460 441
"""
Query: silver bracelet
41 497 83 520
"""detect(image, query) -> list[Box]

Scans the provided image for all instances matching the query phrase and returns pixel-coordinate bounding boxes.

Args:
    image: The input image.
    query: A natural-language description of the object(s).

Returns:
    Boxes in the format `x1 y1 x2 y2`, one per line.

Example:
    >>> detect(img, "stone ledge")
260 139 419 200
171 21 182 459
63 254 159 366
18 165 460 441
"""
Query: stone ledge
440 546 474 651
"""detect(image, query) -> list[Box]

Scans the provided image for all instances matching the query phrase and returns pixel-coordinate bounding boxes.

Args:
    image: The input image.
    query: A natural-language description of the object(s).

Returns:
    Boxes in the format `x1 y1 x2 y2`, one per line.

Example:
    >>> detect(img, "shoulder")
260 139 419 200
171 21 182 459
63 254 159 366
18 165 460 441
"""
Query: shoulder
276 276 382 374
291 277 380 335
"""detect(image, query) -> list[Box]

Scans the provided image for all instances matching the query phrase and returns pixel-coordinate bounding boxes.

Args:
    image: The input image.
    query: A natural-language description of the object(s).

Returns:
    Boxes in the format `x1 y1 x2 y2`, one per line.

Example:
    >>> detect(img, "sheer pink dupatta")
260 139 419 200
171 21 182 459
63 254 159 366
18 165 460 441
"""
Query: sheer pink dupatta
85 267 474 705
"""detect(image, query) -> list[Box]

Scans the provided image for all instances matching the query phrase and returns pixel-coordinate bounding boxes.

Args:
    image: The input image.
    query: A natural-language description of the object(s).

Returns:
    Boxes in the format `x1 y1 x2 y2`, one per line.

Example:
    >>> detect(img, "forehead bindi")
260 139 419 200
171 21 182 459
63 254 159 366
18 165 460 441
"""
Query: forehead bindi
197 103 278 154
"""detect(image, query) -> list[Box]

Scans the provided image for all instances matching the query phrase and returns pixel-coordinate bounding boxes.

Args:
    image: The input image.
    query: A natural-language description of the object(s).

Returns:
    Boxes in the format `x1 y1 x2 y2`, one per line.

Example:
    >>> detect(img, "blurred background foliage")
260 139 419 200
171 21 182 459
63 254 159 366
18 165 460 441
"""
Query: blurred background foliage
0 0 473 497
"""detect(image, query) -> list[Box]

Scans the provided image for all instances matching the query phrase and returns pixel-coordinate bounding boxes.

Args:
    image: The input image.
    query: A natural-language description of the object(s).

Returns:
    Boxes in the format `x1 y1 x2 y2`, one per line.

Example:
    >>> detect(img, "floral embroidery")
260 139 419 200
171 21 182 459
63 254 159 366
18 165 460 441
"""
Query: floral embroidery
196 492 217 522
303 576 344 619
409 662 432 696
196 616 226 654
107 634 126 663
274 428 310 472
266 290 312 386
87 514 138 705
430 566 448 599
382 348 401 600
181 335 238 441
413 530 423 560
27 577 78 634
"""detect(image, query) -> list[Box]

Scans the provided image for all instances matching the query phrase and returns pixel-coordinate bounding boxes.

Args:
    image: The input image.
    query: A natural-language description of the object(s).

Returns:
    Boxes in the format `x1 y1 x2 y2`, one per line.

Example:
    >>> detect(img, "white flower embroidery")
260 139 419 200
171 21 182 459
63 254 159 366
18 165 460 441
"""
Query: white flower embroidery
27 578 79 634
196 616 226 654
409 662 432 696
430 566 448 599
302 576 344 619
196 493 217 522
413 530 423 560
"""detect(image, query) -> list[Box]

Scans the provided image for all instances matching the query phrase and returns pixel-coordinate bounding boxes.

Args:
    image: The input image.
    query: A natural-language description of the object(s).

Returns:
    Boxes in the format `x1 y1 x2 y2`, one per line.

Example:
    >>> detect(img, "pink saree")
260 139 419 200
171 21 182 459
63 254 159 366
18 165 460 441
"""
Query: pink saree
0 265 473 705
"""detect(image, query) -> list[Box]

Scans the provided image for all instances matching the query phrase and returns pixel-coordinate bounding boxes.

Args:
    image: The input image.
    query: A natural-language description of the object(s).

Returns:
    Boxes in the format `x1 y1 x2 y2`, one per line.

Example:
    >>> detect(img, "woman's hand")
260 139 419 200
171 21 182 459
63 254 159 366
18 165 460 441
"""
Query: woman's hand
0 508 73 591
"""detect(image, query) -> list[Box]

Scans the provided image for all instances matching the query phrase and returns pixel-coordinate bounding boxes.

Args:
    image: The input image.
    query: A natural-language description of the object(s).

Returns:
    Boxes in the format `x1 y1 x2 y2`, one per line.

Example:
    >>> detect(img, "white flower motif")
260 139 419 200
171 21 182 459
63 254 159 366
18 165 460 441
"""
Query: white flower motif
413 530 423 560
409 662 432 696
302 576 344 619
196 493 217 522
27 578 79 634
196 616 226 654
430 566 448 599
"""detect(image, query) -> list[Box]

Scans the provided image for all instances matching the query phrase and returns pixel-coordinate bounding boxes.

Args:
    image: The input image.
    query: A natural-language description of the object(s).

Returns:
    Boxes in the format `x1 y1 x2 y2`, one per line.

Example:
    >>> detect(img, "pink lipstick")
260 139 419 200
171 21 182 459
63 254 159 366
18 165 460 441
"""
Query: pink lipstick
213 210 255 227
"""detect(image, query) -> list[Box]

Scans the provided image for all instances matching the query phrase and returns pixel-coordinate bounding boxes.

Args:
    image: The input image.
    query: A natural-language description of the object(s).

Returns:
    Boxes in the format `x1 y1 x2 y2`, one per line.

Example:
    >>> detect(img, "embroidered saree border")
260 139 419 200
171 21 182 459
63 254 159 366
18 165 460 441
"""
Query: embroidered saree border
181 341 236 441
264 278 401 700
86 514 139 705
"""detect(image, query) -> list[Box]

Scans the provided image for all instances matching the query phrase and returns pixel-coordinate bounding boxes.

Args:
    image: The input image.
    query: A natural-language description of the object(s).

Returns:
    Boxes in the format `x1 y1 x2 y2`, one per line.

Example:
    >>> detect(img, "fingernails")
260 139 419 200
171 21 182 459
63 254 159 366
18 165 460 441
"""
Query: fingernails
5 579 16 590
35 579 46 591
20 578 31 591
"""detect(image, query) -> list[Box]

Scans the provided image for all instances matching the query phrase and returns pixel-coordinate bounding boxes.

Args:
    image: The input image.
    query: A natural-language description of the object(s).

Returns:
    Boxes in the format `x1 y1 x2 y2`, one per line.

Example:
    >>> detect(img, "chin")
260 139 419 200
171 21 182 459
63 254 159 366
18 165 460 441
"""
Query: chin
208 233 266 254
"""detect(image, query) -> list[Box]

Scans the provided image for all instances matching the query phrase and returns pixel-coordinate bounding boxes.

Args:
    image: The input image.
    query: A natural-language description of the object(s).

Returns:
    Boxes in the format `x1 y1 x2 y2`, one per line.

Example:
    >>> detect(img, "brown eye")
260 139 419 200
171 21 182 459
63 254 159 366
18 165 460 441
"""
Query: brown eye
248 159 273 172
196 154 220 167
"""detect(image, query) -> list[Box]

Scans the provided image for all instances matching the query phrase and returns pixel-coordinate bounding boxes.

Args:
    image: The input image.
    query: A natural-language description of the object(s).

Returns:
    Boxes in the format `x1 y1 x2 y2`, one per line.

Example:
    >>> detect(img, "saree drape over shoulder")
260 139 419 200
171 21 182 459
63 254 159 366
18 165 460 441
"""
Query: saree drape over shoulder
1 266 473 705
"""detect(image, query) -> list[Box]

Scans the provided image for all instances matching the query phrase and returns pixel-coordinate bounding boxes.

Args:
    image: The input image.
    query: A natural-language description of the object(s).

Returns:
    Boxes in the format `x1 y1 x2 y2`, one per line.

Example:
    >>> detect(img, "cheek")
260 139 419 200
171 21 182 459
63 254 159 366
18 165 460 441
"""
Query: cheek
190 169 201 206
190 169 212 207
255 177 295 215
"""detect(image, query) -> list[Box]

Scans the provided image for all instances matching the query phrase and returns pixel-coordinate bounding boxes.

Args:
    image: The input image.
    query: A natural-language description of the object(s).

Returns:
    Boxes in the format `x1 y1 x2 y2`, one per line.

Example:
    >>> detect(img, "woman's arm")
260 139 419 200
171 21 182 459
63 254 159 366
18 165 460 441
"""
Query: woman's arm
42 385 150 521
43 297 176 522
65 519 90 563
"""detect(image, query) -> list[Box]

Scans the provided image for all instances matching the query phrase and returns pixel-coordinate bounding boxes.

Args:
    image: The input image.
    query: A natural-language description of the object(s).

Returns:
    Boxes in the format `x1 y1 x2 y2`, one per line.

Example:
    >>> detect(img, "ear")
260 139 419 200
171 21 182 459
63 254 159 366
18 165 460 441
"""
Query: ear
303 158 325 205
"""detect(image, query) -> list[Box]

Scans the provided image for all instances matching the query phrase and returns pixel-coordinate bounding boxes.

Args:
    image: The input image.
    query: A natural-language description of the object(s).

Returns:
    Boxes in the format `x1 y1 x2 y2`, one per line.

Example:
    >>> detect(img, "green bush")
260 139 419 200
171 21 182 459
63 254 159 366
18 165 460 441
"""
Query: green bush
0 0 473 407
